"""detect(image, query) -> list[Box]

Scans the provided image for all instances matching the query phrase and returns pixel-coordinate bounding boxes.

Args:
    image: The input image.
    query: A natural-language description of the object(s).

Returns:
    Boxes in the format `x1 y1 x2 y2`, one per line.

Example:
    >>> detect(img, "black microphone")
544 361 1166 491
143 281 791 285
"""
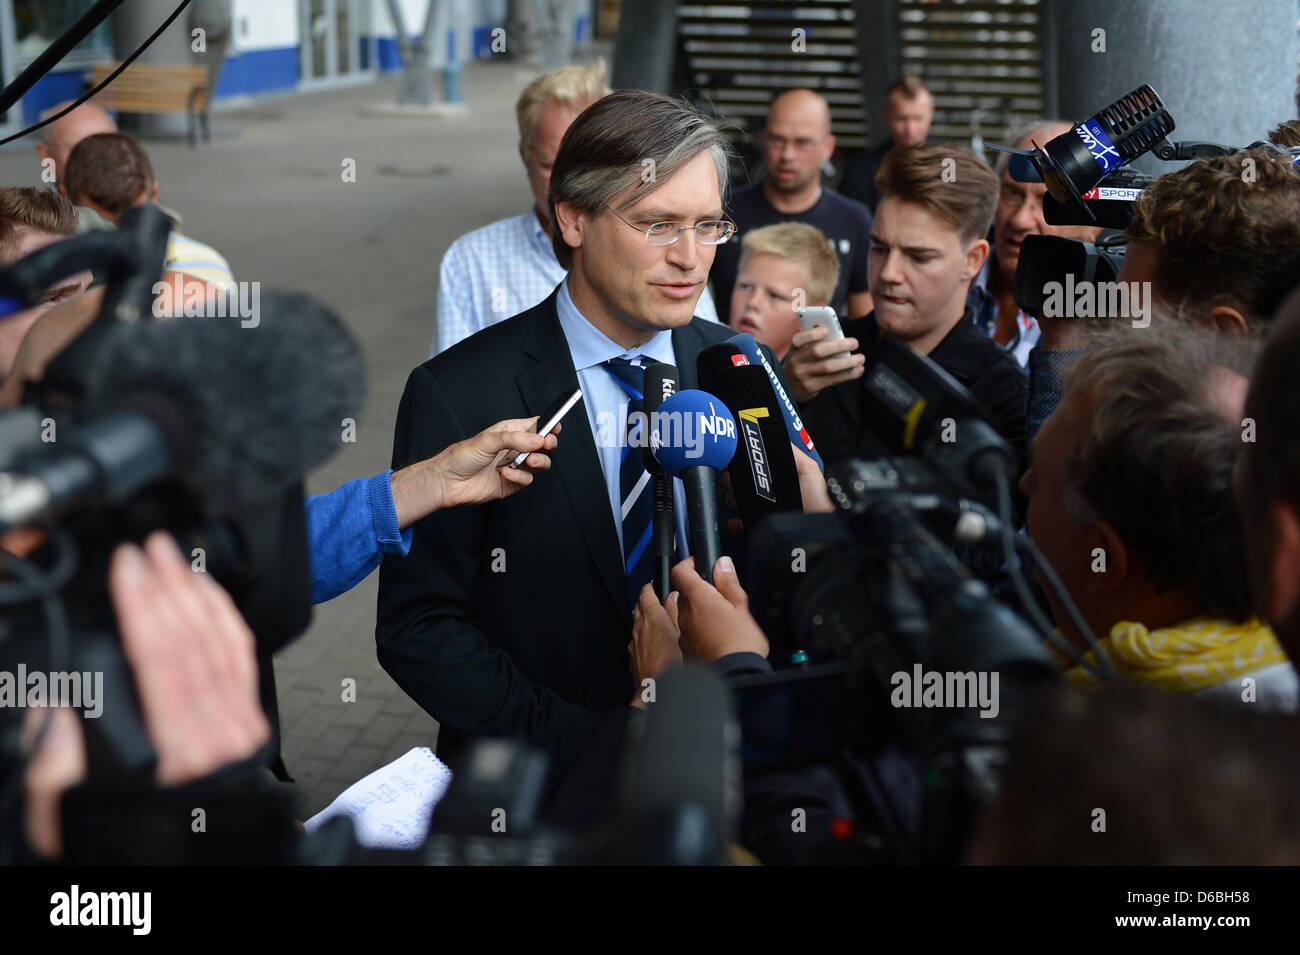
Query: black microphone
697 342 803 531
0 291 364 530
607 664 739 864
650 390 737 583
642 363 678 600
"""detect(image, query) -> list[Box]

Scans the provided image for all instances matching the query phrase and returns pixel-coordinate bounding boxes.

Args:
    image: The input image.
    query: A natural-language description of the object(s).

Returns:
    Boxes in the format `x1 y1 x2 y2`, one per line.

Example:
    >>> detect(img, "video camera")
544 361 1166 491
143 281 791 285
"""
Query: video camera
990 84 1300 318
0 205 364 864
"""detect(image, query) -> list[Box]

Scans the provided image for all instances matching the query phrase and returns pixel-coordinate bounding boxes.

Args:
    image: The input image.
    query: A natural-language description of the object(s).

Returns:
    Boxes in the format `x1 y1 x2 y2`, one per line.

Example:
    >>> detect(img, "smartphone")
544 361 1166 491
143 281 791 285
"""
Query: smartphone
796 305 845 341
506 388 582 469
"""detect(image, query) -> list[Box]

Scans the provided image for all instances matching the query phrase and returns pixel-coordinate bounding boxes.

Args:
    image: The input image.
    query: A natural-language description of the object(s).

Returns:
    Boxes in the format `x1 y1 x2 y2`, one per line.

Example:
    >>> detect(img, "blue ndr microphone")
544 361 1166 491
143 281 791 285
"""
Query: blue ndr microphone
651 389 737 584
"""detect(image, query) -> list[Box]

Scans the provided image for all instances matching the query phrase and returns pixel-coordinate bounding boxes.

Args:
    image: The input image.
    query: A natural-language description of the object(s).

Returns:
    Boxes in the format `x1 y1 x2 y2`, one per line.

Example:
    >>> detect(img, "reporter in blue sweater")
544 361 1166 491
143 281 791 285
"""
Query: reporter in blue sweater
305 417 559 603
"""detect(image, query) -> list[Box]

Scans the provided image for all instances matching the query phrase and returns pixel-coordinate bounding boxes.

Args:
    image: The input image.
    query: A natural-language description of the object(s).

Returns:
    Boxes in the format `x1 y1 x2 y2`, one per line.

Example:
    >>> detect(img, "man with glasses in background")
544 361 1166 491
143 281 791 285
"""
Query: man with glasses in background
377 90 793 785
709 89 874 323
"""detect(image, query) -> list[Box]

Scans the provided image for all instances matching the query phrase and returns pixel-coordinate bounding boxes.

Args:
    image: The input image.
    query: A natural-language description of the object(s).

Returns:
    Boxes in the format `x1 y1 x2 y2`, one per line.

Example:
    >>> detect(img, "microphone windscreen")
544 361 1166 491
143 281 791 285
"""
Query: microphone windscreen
85 291 365 516
697 344 803 525
642 362 678 473
724 332 823 471
650 389 737 476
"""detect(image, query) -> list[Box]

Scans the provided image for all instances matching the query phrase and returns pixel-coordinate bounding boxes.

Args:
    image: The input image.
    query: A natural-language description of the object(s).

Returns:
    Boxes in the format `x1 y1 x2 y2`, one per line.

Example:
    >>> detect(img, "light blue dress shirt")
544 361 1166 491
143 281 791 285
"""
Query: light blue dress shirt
554 278 691 562
433 208 721 357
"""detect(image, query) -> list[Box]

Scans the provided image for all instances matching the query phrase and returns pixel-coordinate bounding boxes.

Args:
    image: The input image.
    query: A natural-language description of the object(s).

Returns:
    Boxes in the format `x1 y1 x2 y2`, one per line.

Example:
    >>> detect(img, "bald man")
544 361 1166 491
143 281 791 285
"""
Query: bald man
35 101 116 190
711 89 874 324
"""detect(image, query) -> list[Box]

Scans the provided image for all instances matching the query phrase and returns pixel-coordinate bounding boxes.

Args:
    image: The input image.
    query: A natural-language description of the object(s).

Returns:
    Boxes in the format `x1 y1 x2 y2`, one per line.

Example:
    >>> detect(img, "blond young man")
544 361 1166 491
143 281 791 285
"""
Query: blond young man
729 222 840 360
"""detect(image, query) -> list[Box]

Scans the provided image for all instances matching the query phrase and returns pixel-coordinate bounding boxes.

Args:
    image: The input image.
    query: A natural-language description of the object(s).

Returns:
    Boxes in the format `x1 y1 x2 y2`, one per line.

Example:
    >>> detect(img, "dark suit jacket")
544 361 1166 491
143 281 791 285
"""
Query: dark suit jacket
376 288 788 776
799 309 1029 475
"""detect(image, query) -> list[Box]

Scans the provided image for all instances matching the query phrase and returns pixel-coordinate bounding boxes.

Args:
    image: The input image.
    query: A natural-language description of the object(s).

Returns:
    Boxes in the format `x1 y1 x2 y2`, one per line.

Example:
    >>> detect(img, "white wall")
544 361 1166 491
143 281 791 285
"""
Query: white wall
231 0 300 52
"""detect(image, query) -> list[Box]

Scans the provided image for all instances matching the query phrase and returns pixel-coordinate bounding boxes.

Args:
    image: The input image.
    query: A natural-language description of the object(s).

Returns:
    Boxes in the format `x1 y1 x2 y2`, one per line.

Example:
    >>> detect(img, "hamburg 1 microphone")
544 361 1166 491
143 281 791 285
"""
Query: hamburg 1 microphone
643 363 678 601
724 332 823 471
650 389 737 583
697 342 803 531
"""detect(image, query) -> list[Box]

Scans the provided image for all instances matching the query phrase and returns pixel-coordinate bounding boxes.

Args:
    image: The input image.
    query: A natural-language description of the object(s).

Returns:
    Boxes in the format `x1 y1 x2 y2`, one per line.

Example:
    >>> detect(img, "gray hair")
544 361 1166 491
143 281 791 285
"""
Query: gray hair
994 118 1075 179
547 90 733 269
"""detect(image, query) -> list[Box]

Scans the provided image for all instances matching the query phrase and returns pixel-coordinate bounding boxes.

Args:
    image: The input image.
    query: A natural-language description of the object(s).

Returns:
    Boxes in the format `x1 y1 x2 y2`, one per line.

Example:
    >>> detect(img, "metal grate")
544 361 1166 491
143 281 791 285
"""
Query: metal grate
675 0 868 157
897 0 1046 145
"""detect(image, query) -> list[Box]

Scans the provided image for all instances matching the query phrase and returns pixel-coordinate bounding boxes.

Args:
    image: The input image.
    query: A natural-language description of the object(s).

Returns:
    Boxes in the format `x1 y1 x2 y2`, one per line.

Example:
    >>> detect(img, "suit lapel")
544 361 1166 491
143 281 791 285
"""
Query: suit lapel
670 320 707 390
517 290 627 618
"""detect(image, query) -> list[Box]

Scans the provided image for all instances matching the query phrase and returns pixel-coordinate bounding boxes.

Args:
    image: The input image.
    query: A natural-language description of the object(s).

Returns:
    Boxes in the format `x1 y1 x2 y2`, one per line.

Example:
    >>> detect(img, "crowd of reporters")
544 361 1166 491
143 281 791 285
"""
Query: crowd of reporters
4 62 1300 865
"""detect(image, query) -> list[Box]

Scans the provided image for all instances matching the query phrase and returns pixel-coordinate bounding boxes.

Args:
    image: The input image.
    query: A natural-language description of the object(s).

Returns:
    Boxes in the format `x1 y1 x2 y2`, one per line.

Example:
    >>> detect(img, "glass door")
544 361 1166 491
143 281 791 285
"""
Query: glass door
300 0 375 86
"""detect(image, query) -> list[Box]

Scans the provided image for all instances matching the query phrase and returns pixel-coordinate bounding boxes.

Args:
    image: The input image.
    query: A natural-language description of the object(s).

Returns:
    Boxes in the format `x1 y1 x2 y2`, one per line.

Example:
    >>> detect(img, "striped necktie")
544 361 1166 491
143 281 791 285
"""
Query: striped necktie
602 356 653 607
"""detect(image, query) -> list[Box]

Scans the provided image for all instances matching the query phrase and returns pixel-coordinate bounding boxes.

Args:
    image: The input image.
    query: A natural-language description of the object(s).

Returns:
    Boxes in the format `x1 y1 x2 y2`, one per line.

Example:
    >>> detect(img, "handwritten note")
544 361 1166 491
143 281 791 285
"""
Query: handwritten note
304 746 454 849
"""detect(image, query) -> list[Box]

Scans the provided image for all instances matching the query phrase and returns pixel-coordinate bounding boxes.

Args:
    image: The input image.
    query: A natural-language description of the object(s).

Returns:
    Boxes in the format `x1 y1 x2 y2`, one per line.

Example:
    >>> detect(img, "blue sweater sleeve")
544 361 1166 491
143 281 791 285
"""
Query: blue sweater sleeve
305 470 413 604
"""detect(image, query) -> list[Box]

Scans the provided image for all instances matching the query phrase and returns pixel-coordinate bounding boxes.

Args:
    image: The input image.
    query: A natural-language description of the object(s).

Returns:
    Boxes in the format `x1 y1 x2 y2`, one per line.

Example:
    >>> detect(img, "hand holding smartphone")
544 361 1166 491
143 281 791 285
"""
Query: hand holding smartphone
796 305 845 341
506 388 583 469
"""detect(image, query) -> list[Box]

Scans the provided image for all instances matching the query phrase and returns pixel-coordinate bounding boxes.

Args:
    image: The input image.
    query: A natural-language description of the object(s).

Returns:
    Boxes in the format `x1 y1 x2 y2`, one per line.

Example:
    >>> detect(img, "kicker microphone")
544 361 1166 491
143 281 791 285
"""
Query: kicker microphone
643 363 678 601
697 342 803 531
651 389 737 583
724 332 823 471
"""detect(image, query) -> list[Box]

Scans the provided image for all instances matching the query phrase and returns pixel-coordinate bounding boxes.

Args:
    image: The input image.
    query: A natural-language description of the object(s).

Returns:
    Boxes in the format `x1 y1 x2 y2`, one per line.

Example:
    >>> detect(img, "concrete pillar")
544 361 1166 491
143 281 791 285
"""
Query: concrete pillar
610 0 676 92
113 0 198 138
1042 0 1298 176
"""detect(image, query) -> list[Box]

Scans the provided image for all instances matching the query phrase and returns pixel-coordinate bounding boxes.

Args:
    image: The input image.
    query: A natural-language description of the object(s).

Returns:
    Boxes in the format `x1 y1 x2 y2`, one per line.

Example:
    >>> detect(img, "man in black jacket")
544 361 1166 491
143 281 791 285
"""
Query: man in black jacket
788 143 1027 473
377 91 791 779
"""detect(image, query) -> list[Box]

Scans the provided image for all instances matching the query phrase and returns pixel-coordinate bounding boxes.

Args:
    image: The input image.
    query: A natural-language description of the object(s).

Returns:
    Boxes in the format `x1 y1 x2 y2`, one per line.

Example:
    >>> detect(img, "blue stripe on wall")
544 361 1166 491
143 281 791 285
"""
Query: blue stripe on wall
19 70 88 128
12 12 595 122
215 46 301 98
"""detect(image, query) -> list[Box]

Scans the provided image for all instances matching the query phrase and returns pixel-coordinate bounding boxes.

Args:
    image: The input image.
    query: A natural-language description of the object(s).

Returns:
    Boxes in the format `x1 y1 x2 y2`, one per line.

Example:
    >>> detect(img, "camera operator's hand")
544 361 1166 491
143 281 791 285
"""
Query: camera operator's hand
1033 311 1089 351
782 324 864 403
628 583 682 707
23 532 270 858
391 417 559 528
670 556 769 663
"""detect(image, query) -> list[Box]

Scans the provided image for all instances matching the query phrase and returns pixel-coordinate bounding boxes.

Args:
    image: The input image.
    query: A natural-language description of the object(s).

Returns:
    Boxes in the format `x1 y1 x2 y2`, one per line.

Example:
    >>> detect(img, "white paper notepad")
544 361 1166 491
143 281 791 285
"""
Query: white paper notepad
304 746 454 850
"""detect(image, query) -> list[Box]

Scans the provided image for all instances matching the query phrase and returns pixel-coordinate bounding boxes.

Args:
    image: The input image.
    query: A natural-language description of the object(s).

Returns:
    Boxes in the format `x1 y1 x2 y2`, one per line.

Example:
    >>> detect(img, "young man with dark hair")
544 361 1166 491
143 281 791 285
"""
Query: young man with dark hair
791 143 1027 470
62 132 234 289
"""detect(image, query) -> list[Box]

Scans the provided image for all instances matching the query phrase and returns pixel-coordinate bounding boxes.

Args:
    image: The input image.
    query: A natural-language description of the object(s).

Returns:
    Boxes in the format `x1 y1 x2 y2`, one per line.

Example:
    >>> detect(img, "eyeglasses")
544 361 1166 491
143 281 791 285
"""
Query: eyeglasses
606 207 736 246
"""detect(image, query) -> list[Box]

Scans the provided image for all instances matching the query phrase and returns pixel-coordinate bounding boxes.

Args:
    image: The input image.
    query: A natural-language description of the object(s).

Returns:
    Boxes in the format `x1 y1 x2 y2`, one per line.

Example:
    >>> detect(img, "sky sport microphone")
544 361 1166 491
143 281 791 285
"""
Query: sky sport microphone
992 85 1174 222
651 389 737 583
0 291 364 531
643 363 678 601
697 342 803 531
724 332 822 472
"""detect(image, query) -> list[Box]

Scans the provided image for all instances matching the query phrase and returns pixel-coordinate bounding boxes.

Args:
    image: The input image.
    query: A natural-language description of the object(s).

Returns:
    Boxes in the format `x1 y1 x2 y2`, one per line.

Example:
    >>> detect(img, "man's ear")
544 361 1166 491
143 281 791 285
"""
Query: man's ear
518 142 527 167
1208 304 1251 335
1267 500 1300 623
553 199 586 257
150 180 159 202
1086 520 1129 596
962 237 990 282
823 133 837 164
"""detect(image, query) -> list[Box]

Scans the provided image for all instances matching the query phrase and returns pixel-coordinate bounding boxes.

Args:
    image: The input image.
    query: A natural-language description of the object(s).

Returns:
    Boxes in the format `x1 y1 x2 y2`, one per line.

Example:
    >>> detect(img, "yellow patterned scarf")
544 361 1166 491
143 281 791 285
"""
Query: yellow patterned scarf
1058 617 1288 692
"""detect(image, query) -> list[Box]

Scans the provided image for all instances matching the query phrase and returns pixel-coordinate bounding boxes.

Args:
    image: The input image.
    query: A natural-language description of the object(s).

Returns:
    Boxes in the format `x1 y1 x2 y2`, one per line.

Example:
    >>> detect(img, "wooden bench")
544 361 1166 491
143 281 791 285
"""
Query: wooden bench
88 62 211 145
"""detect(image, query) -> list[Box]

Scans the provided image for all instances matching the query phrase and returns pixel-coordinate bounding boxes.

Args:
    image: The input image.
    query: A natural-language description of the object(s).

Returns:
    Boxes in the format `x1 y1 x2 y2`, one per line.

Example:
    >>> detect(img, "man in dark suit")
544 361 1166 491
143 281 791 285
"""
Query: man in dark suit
377 90 791 779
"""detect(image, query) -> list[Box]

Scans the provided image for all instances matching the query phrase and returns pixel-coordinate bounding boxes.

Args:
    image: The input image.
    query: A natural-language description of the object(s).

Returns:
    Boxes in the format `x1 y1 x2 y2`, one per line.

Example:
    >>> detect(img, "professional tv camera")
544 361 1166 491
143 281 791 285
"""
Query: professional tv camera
727 339 1124 864
0 205 364 864
989 84 1300 317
